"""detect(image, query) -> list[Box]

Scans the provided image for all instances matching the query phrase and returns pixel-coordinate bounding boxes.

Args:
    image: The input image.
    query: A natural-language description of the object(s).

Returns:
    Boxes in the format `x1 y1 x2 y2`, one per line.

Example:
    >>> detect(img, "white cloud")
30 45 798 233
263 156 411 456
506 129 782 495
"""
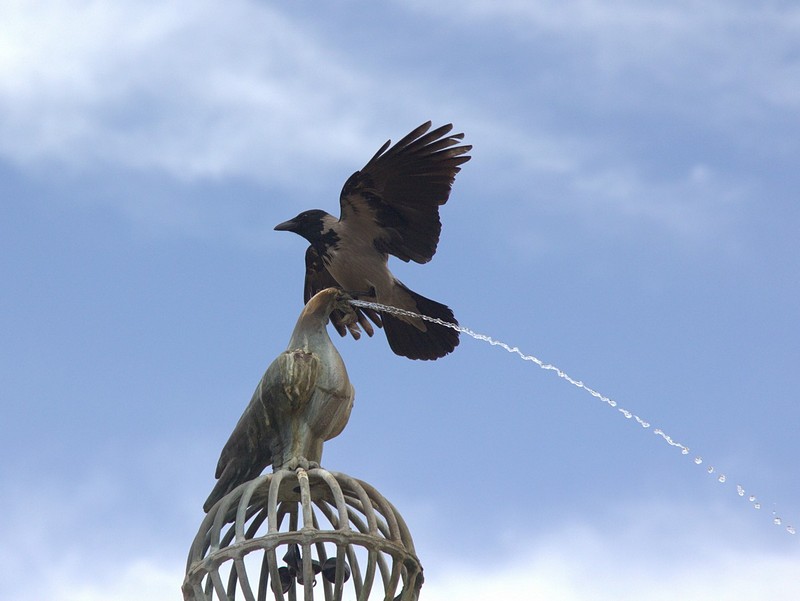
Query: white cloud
0 0 405 182
0 0 790 245
6 498 797 601
422 505 800 601
403 0 800 115
38 560 183 601
424 539 799 601
567 162 746 239
0 460 205 601
469 116 747 248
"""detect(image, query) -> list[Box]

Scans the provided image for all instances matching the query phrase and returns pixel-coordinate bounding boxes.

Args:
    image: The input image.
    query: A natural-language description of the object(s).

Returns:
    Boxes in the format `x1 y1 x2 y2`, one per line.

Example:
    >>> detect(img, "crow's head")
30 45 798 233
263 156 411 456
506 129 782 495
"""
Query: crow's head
274 209 331 243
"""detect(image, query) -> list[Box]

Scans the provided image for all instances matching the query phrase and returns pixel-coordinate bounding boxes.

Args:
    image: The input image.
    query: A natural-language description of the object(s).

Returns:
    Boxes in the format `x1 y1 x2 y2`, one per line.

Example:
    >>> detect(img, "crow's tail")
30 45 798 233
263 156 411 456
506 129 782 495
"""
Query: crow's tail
381 282 459 360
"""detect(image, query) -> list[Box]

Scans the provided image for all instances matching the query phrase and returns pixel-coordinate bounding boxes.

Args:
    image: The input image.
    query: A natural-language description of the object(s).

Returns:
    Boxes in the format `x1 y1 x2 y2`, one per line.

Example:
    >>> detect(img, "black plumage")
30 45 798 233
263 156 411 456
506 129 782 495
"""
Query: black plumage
275 121 470 360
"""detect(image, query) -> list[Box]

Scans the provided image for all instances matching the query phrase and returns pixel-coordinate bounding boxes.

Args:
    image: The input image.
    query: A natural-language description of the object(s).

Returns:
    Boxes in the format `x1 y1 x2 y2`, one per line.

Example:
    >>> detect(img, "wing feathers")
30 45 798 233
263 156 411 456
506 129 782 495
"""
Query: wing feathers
339 122 471 264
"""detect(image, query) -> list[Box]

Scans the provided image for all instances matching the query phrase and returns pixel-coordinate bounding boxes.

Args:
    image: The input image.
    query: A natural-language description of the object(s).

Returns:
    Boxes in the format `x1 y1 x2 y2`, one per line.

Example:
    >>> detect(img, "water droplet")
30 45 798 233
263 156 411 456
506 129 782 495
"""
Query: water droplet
355 301 798 539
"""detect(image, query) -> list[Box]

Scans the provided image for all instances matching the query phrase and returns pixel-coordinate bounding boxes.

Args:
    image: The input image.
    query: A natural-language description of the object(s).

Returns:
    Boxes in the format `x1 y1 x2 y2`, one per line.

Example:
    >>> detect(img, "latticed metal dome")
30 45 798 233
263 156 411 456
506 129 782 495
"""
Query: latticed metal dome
183 466 423 601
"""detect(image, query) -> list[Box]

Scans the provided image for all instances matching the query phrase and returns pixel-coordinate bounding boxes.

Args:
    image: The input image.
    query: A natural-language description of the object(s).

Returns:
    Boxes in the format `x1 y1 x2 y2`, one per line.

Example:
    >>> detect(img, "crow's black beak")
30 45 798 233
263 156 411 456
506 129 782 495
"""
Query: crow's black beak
274 219 295 232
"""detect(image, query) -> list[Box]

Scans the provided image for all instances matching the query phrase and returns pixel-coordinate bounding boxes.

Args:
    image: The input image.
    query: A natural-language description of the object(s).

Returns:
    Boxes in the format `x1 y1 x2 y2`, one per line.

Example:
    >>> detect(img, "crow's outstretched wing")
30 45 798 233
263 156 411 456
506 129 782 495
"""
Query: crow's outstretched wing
303 246 382 339
339 122 471 264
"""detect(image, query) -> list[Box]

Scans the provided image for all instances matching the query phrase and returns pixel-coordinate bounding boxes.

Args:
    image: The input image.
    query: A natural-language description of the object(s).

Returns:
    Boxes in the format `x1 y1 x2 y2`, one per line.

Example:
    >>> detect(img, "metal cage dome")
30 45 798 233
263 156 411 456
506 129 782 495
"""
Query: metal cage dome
183 466 423 601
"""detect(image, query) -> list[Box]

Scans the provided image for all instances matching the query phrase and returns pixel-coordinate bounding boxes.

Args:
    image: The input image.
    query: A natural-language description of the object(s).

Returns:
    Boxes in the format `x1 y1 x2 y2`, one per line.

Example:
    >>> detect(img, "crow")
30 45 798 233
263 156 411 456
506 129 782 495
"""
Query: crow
274 121 471 360
203 288 357 512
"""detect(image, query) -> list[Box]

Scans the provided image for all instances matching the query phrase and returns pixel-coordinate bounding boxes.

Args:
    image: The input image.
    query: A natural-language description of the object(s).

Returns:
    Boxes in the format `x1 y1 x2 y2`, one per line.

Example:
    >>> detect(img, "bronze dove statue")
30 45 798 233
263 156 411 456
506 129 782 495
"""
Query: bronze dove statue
203 287 357 512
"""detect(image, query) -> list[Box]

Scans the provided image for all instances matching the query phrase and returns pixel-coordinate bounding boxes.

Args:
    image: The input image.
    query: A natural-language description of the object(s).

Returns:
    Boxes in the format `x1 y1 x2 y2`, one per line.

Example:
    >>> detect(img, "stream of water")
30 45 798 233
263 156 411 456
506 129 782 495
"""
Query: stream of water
349 298 796 536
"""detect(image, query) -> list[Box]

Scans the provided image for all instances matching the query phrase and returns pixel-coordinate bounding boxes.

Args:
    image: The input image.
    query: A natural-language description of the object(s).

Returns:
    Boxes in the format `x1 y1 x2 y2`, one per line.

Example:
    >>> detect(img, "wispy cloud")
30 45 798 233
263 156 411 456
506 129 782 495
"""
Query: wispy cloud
401 0 800 115
2 0 794 244
421 501 800 601
424 538 799 601
5 494 797 601
566 162 746 239
0 452 204 601
0 1 406 182
39 560 183 601
417 0 798 243
465 116 747 251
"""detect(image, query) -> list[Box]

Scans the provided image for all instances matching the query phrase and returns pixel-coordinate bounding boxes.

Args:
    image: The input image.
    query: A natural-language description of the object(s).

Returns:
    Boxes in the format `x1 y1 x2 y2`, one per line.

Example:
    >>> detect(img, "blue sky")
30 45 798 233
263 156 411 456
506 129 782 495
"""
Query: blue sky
2 1 799 599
